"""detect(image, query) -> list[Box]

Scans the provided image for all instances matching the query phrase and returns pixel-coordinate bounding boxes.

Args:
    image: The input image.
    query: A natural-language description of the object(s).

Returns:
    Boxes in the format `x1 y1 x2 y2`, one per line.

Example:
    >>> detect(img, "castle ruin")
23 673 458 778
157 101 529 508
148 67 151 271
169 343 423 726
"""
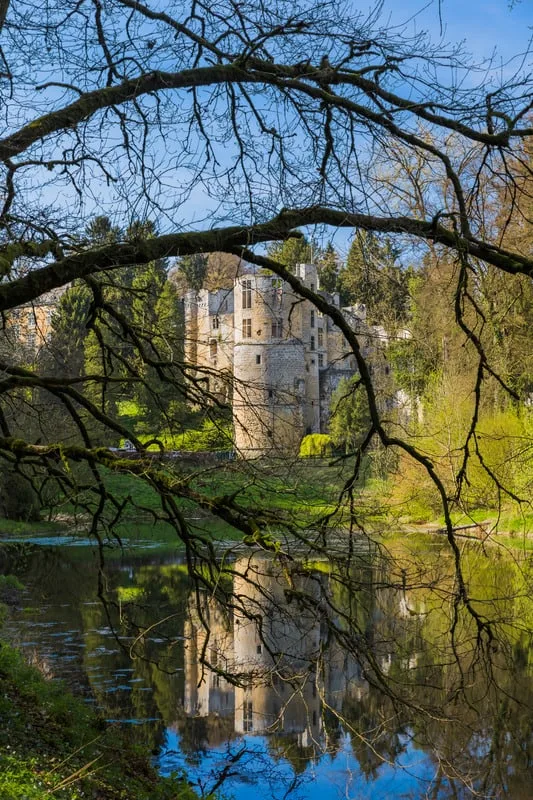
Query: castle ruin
183 263 384 457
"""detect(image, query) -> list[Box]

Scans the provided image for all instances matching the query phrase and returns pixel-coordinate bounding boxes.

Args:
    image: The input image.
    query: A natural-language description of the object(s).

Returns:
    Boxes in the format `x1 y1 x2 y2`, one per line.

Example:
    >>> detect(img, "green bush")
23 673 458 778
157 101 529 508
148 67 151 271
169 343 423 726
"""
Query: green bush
0 469 40 521
299 433 334 458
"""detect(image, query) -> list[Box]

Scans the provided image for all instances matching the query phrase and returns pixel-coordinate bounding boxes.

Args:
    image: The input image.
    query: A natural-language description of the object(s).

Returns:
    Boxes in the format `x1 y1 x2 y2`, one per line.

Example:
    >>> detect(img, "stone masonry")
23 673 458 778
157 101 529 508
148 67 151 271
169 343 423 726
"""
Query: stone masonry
183 263 378 457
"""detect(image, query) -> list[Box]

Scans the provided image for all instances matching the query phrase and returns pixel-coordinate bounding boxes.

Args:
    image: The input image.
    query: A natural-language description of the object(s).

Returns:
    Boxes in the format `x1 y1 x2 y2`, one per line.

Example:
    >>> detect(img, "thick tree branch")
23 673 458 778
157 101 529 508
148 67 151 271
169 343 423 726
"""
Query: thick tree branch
2 56 530 164
1 207 531 311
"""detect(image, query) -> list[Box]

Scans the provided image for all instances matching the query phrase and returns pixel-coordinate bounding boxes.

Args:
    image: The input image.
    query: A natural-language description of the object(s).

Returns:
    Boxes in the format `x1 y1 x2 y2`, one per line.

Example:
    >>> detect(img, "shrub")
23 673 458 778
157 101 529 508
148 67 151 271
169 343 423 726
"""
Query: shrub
299 434 334 458
0 469 40 521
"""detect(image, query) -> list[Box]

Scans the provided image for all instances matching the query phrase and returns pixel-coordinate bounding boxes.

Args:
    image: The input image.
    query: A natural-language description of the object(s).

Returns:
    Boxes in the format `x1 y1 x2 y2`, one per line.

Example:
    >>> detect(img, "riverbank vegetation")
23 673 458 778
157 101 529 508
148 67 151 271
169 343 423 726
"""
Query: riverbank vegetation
0 601 199 799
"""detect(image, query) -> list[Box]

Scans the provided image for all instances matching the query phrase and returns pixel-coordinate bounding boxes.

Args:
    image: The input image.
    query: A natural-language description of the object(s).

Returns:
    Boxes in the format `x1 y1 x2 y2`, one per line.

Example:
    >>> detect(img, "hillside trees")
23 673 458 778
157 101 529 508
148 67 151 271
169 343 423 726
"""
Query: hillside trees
0 0 532 776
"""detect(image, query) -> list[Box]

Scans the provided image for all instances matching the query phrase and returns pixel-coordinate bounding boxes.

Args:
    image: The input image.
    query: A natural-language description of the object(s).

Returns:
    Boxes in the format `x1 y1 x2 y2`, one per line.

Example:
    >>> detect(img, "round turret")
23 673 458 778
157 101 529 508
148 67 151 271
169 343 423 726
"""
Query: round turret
233 273 307 456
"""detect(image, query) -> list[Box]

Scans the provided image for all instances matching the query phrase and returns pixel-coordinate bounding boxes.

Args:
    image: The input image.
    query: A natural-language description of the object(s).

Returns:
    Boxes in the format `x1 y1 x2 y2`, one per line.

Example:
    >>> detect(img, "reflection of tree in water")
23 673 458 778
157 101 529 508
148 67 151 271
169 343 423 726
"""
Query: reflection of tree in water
178 715 236 767
5 541 533 797
3 547 192 753
179 545 533 798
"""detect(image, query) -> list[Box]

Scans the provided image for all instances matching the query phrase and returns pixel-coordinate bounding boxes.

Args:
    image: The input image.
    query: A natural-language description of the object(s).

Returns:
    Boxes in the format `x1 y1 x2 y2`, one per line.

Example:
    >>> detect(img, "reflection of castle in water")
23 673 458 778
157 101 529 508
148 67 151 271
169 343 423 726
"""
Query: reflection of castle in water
183 557 366 752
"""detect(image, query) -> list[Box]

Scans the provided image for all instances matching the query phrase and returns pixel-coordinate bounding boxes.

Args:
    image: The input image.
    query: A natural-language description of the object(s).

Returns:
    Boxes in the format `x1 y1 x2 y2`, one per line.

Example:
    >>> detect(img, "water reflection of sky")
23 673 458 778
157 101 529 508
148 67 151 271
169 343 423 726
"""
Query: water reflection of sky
3 543 533 800
159 729 445 800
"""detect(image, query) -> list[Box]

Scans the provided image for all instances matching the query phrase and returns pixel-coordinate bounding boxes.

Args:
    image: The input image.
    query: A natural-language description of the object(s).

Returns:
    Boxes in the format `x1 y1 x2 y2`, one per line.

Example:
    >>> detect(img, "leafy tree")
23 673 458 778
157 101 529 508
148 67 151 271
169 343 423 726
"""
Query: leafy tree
40 282 92 379
134 279 186 429
178 254 208 291
338 232 410 326
267 236 318 272
328 377 372 454
299 433 334 458
0 5 532 789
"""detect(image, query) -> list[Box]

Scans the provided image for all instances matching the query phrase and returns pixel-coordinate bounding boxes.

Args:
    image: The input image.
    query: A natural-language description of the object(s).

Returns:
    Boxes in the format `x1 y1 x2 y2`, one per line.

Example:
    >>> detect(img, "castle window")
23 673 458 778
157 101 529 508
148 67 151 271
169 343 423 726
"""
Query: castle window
242 279 252 309
318 328 323 347
310 283 314 291
272 278 283 305
210 339 218 359
256 354 261 364
268 389 273 399
310 310 315 328
212 316 219 330
242 318 252 338
243 700 253 732
310 335 315 351
318 353 324 368
256 644 262 654
271 319 282 338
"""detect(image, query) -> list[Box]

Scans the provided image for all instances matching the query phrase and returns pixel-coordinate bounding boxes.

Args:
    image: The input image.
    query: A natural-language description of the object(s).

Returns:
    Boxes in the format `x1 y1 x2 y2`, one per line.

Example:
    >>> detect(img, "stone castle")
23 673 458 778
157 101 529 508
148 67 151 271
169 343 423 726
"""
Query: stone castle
183 263 392 457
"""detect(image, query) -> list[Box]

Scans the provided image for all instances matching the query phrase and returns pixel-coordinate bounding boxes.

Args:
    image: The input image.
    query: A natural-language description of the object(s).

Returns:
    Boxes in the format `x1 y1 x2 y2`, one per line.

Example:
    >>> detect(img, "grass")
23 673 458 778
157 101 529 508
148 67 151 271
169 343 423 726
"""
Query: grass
0 518 66 536
20 456 363 555
0 640 201 800
1 446 529 555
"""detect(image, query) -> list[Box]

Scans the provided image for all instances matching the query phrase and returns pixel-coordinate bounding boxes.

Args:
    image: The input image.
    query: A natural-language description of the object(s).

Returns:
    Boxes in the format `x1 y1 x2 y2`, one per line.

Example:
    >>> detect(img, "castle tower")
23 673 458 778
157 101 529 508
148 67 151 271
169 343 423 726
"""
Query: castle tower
183 288 234 401
233 272 310 456
232 556 322 738
294 264 321 435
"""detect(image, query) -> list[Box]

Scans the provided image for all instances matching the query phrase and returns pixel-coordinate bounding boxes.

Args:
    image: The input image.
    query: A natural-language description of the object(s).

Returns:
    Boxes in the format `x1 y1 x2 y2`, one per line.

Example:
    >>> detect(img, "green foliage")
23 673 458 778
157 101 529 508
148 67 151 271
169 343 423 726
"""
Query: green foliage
0 468 40 521
299 433 334 458
0 642 198 799
316 241 339 292
178 253 208 291
117 585 145 603
266 236 317 272
133 280 186 429
338 231 410 326
329 376 372 453
0 574 24 592
170 418 233 451
41 282 92 378
390 373 533 518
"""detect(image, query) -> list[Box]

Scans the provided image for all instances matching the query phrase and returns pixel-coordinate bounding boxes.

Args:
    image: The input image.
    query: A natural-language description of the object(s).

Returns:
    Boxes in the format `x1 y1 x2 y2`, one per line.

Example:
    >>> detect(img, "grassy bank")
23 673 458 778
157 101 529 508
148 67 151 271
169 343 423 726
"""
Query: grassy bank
1 453 530 553
0 457 362 552
0 640 200 799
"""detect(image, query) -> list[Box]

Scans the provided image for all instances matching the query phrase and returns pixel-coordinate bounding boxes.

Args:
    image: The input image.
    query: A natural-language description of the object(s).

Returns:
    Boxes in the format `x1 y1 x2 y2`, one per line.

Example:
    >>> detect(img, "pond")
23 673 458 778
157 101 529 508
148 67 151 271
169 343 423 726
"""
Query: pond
2 536 533 799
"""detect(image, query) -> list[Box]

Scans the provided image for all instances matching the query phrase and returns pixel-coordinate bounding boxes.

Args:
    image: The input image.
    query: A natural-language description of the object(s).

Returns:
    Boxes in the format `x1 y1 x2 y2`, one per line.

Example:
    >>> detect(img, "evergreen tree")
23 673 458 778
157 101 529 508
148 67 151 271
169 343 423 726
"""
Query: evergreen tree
178 253 208 291
266 236 318 271
338 232 410 326
40 282 92 378
328 376 372 454
134 280 186 429
316 242 339 293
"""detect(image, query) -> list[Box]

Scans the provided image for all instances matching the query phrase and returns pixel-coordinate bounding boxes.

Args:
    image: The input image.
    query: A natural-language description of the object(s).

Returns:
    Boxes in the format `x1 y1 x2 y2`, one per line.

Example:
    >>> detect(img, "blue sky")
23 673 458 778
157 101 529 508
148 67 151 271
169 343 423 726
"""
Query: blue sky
381 0 532 65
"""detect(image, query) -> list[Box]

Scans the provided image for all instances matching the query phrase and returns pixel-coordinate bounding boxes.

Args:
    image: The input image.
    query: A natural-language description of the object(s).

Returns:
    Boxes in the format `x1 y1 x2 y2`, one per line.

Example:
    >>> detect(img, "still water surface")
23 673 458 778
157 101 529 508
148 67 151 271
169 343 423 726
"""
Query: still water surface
2 539 533 799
